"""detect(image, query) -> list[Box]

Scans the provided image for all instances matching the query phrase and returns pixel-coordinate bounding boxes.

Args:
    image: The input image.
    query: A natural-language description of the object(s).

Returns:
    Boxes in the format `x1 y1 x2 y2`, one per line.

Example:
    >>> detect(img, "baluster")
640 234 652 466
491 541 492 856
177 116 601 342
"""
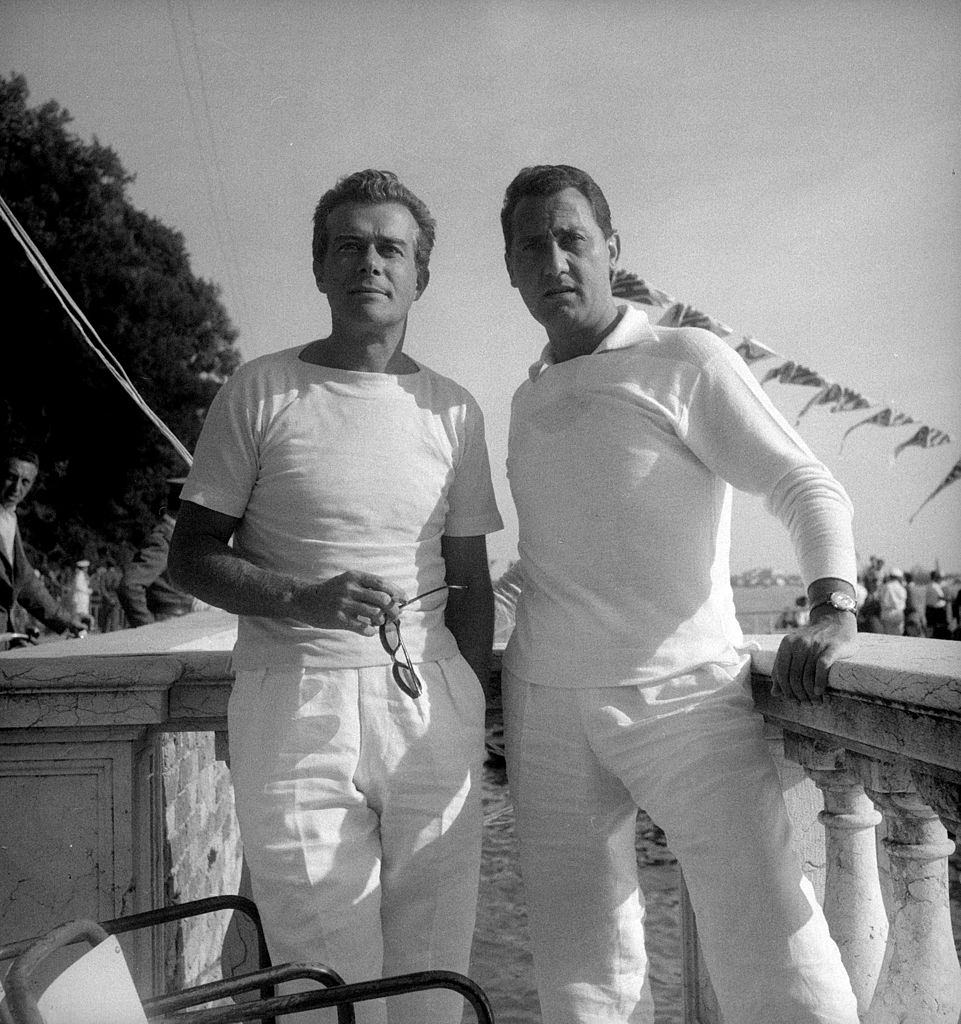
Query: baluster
800 749 887 1015
864 768 961 1024
912 775 961 1024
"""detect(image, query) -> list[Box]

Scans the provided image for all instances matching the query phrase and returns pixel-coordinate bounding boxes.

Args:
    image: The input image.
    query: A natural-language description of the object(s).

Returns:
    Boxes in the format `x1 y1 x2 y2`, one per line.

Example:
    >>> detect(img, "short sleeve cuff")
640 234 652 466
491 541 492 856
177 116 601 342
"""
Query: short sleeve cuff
180 483 250 520
443 510 504 537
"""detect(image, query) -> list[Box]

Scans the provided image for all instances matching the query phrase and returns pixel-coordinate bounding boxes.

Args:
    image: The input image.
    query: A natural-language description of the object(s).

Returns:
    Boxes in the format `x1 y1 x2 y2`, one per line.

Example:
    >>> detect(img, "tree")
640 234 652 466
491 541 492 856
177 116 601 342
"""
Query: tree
0 74 240 568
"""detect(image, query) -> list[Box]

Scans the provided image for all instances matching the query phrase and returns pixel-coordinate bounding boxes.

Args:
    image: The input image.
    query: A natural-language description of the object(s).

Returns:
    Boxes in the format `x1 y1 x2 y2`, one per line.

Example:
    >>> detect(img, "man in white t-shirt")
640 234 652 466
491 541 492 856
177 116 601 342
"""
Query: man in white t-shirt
169 170 502 1024
877 568 908 635
498 165 860 1024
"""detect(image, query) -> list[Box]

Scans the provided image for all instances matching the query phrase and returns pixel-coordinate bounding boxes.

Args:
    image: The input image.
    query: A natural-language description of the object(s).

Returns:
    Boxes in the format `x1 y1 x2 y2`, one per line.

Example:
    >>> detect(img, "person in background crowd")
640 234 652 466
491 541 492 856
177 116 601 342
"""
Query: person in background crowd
863 554 885 595
777 594 810 631
118 477 202 627
1 445 91 648
497 163 860 1024
902 571 927 637
854 575 868 609
925 569 950 639
67 559 92 623
877 568 908 636
168 169 501 1024
857 573 883 634
93 562 124 632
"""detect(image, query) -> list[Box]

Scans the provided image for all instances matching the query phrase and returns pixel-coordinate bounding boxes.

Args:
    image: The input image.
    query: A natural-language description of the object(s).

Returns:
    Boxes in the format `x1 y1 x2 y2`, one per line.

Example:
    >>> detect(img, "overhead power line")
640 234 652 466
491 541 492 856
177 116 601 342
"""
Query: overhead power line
166 0 249 329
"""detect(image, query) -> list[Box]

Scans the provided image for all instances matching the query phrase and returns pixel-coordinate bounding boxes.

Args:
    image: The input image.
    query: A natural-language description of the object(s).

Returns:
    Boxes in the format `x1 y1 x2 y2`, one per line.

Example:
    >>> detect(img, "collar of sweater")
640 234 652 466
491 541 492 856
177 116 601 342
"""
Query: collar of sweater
529 303 659 380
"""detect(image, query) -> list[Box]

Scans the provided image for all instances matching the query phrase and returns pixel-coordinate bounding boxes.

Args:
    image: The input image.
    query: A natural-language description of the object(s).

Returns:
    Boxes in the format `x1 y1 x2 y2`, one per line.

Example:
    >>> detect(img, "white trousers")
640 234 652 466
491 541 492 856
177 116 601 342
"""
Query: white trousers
503 668 860 1024
228 657 486 1024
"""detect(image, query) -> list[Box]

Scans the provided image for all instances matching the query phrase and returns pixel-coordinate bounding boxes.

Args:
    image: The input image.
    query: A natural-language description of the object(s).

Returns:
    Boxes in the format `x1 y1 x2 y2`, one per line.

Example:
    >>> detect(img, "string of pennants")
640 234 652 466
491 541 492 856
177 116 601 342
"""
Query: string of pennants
610 270 958 523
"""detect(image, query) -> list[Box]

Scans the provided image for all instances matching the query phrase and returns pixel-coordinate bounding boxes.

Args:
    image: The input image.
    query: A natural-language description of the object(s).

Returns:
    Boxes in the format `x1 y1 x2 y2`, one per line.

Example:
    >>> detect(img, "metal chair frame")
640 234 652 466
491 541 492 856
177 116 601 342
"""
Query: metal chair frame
0 898 494 1024
0 895 270 973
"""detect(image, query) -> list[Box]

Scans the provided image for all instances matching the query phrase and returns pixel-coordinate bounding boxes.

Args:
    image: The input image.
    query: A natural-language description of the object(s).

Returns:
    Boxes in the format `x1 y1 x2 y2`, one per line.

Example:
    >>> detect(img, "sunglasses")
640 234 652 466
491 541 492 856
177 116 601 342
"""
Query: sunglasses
379 583 467 698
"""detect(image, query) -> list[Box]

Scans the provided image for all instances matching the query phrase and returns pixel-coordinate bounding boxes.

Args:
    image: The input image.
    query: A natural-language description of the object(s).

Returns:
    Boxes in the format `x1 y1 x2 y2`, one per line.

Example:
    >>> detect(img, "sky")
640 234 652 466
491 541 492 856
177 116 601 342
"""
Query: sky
3 0 960 576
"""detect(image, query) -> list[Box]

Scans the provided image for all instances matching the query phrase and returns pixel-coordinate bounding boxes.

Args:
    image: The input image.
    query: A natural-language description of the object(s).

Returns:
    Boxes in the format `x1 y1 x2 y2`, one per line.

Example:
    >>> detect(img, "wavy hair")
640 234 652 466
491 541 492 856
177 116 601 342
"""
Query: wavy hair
312 170 436 285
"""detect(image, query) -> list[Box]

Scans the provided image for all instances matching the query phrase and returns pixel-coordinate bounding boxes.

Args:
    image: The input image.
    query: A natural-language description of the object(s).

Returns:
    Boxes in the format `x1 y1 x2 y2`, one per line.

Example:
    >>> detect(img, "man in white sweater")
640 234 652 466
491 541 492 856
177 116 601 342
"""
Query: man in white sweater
499 164 860 1024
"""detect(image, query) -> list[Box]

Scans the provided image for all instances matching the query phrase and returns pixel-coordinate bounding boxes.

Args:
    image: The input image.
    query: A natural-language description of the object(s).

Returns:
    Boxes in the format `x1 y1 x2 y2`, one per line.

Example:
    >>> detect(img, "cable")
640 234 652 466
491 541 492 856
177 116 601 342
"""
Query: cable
0 192 193 467
167 0 249 328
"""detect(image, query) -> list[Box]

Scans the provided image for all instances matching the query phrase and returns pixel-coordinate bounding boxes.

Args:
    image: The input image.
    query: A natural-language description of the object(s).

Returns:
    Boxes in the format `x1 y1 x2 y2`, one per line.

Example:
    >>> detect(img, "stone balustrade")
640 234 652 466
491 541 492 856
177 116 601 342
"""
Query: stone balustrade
688 633 960 1024
1 615 959 1023
0 609 241 996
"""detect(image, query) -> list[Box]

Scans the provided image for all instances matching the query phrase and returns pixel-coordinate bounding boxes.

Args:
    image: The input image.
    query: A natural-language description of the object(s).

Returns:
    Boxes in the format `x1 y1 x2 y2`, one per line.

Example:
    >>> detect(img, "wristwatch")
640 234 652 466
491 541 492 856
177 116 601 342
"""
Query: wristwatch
810 591 857 615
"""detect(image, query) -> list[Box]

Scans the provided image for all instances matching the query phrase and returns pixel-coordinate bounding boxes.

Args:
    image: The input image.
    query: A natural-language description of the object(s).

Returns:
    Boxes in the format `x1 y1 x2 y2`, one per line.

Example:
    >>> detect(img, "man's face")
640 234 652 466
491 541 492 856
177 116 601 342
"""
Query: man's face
505 187 619 338
1 458 38 511
314 202 425 331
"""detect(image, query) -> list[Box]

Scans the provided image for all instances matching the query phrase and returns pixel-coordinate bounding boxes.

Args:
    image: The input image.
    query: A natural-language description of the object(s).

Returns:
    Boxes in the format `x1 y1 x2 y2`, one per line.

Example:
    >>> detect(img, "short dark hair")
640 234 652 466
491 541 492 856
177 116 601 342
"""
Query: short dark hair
312 169 436 285
501 164 614 253
2 445 40 469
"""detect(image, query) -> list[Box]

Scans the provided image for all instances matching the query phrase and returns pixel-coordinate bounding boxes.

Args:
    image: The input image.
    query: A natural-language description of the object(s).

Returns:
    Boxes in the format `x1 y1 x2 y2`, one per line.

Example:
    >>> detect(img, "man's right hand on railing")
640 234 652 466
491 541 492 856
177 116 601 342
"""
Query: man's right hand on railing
770 604 858 703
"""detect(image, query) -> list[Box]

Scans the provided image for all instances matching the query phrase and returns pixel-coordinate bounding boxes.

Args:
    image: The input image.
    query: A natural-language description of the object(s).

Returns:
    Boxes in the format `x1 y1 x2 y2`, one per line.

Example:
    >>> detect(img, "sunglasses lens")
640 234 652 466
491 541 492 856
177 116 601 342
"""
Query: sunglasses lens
392 663 422 698
380 619 400 654
381 620 422 698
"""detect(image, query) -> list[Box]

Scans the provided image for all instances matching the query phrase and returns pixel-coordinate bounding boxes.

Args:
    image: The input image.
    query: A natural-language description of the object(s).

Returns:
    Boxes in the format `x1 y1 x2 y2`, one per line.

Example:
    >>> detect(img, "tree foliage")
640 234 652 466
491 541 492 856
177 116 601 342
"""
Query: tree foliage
0 74 240 570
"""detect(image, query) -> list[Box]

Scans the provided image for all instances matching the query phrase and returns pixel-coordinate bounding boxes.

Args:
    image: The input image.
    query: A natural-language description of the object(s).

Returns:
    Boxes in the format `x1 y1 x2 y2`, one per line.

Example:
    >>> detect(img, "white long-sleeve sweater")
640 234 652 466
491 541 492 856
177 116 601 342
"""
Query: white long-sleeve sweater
504 303 856 688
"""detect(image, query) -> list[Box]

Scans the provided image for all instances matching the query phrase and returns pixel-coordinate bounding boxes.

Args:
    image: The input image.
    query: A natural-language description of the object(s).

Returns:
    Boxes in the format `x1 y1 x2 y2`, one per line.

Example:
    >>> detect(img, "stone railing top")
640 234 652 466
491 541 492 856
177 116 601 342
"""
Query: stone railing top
1 618 957 725
0 608 238 692
747 633 961 715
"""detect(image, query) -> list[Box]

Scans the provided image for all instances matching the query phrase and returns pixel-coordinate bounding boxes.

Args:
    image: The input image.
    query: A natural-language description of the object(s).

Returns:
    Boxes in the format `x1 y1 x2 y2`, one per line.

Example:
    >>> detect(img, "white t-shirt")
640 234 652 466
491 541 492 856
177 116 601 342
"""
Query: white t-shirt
878 579 907 618
505 303 856 689
182 345 502 669
0 508 16 565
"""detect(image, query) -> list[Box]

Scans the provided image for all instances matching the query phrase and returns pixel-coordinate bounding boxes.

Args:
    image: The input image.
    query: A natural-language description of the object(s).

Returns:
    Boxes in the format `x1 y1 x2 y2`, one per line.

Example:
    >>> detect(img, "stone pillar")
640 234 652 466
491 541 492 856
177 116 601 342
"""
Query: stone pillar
865 768 961 1024
796 743 887 1015
911 775 961 1024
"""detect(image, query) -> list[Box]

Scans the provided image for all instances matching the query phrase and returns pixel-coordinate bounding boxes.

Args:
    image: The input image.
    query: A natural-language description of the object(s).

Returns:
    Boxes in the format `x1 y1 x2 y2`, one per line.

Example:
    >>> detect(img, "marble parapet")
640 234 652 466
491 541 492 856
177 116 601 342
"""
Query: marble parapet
3 621 957 741
0 609 237 731
749 633 961 783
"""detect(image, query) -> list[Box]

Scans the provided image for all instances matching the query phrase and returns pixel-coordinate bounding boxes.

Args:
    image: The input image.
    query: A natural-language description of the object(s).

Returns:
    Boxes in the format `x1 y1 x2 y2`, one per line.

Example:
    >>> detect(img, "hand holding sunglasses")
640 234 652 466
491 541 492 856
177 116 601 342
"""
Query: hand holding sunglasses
379 583 468 698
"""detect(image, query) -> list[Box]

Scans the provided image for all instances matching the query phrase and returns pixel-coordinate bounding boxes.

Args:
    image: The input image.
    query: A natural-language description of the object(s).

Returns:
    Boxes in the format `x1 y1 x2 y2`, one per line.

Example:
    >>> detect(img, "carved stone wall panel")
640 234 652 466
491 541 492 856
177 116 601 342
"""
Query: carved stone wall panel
0 741 135 994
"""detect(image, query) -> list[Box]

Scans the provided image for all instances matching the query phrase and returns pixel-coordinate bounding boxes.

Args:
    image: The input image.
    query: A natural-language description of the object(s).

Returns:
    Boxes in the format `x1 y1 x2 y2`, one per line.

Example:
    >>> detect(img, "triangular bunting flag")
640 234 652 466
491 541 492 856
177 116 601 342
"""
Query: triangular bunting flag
893 425 952 459
686 308 733 338
761 361 826 388
611 269 951 518
841 407 914 447
909 455 961 523
796 382 844 424
654 302 732 336
828 387 871 414
655 302 687 327
762 361 791 385
611 270 674 307
734 335 779 363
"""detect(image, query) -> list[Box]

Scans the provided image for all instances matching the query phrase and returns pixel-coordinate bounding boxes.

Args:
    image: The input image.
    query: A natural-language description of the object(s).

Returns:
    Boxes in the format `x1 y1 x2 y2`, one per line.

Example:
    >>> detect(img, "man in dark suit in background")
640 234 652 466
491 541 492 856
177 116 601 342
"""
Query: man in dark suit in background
1 445 90 647
118 476 200 627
